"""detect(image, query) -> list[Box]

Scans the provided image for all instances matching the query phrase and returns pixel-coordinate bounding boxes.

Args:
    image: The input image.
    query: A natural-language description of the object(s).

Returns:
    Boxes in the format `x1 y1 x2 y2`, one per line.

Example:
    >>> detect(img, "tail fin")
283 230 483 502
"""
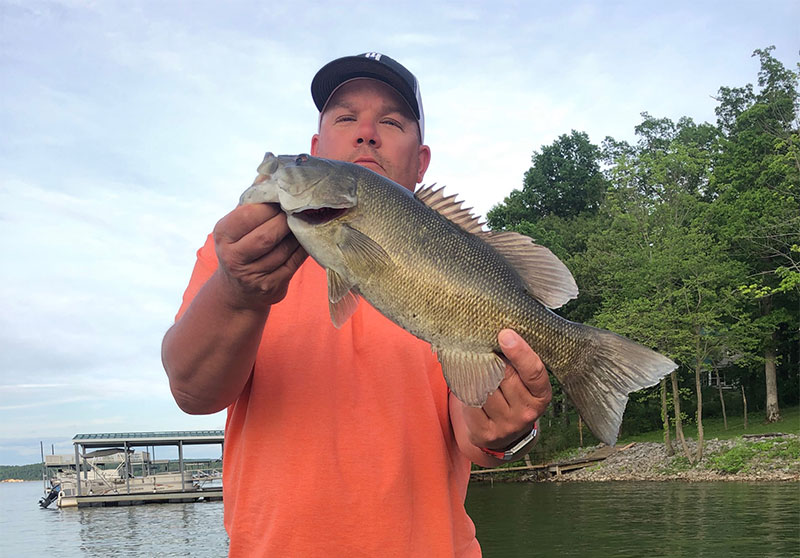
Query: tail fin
558 326 677 446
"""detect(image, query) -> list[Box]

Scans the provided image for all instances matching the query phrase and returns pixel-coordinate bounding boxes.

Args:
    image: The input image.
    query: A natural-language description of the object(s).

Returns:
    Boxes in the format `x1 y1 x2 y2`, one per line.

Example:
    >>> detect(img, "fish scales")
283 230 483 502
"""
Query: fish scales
352 171 588 385
239 153 677 445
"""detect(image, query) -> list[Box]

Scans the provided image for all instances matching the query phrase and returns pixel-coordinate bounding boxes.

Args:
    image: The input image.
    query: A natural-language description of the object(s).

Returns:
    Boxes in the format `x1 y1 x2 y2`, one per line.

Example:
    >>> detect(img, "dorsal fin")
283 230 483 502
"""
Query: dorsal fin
479 230 579 309
415 184 484 234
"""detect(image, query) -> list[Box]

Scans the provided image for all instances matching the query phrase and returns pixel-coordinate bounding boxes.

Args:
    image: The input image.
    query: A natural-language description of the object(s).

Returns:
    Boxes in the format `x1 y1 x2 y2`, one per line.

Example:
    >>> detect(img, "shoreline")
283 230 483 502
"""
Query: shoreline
475 433 800 483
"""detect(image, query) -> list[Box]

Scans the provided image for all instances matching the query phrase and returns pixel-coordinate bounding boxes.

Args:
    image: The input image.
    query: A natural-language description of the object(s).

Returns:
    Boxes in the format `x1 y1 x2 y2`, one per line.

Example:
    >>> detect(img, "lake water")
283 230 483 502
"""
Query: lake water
465 481 800 557
1 480 798 556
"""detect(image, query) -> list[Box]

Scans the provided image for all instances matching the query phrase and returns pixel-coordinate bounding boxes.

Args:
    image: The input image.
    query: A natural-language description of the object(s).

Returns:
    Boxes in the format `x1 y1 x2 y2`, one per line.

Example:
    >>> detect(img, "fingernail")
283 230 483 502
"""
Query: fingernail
498 329 517 349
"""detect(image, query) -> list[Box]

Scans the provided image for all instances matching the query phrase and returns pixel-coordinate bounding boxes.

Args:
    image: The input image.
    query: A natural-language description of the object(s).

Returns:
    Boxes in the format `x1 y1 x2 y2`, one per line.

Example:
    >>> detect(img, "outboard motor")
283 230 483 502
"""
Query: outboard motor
39 484 61 509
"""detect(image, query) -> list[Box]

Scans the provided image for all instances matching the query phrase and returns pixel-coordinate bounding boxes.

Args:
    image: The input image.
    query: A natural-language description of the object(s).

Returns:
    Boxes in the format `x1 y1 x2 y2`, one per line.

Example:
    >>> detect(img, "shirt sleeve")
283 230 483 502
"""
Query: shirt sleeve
175 233 219 322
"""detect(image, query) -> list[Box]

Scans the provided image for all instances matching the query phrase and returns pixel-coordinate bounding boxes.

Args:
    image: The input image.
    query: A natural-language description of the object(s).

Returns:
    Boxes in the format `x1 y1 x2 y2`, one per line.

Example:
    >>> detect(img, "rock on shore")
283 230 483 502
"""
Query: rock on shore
545 434 800 482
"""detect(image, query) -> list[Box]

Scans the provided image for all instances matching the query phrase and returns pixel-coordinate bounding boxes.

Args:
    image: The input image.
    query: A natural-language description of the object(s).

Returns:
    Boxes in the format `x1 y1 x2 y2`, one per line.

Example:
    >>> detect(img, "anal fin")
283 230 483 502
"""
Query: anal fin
436 349 506 407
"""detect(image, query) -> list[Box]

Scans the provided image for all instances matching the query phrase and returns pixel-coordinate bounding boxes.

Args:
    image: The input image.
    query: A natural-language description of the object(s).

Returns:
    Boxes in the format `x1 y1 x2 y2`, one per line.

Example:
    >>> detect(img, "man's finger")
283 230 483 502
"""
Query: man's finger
214 203 283 244
498 329 549 394
249 235 307 277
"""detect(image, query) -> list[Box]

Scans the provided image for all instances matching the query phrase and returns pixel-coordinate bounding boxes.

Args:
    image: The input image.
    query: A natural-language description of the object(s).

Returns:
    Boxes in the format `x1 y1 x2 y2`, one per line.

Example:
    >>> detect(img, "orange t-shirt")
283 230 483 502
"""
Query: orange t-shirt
177 234 480 557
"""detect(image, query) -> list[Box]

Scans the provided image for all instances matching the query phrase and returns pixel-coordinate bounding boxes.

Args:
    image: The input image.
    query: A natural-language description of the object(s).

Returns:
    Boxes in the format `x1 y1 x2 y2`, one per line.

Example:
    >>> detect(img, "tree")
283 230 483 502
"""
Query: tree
710 46 800 423
587 113 743 462
488 130 608 227
485 48 799 453
488 131 611 435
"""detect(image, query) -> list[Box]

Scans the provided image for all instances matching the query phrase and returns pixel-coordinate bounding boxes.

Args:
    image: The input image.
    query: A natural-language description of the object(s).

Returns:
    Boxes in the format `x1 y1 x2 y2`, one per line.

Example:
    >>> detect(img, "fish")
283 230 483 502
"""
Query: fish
239 152 677 445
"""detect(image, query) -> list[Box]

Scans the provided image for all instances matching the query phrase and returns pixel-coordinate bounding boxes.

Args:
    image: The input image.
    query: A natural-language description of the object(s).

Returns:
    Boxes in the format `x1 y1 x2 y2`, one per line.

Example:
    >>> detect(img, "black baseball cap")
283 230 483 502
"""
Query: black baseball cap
311 52 425 142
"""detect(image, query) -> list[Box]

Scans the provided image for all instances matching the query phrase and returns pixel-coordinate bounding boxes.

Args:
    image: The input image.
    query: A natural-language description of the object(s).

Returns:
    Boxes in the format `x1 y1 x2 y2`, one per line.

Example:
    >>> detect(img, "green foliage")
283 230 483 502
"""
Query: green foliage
708 443 753 473
0 464 42 481
619 405 800 444
488 46 799 437
708 438 800 474
527 411 602 464
707 46 799 384
487 130 609 227
586 112 745 390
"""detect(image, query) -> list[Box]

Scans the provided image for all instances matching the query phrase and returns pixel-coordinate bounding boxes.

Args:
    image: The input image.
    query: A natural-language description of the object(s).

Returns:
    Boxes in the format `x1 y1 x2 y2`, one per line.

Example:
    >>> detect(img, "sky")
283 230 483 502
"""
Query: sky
0 0 797 465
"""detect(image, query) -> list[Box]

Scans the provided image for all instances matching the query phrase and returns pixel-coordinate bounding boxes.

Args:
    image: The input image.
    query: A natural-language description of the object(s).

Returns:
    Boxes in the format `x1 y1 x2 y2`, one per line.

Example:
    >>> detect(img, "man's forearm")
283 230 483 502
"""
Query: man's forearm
162 270 270 414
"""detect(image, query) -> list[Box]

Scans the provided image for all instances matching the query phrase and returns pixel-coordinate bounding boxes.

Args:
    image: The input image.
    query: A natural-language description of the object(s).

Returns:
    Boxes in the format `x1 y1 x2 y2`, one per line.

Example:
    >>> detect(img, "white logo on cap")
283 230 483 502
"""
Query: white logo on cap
364 52 382 61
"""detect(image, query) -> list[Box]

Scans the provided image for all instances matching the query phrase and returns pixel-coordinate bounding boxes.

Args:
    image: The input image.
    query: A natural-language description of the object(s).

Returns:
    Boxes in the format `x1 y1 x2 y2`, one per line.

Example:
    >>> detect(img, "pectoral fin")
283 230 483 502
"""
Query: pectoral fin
327 268 360 328
336 224 392 272
436 349 507 407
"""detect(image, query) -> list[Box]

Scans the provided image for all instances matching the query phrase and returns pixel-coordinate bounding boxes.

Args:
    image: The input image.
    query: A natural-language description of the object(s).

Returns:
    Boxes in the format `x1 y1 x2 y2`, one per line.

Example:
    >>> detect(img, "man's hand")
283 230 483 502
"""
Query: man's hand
450 329 552 466
213 203 308 311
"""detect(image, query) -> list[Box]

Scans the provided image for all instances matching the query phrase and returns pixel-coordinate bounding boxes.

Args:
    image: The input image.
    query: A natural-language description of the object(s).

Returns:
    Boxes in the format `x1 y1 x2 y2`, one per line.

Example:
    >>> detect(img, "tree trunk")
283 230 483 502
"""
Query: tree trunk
661 378 674 456
765 342 781 422
742 385 748 431
694 339 704 462
670 370 693 463
760 298 781 423
716 370 728 430
578 415 584 448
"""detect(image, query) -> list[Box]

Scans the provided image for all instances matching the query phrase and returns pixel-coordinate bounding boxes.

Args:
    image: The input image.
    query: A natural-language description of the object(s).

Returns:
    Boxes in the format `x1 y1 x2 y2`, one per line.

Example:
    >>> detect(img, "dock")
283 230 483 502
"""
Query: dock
42 431 224 508
470 443 634 480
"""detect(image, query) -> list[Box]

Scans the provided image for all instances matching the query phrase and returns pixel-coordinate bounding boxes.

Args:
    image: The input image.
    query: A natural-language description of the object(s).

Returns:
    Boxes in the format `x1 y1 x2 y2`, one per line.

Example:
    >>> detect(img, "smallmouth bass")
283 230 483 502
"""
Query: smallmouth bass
240 153 677 445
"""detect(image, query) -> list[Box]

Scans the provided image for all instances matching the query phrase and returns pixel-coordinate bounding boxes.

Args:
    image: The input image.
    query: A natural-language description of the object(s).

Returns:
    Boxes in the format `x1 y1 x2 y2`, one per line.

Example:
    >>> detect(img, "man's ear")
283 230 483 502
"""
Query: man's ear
417 144 431 184
310 133 320 156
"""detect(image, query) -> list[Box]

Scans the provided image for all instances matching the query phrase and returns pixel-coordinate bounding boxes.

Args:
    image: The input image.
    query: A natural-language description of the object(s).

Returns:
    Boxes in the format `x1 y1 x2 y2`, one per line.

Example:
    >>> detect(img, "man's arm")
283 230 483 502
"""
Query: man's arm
450 329 552 467
161 203 307 415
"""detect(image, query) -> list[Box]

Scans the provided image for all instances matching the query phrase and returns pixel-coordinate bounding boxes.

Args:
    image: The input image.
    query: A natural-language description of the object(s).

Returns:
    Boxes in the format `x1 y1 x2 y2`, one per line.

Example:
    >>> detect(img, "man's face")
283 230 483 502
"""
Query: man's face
311 79 431 191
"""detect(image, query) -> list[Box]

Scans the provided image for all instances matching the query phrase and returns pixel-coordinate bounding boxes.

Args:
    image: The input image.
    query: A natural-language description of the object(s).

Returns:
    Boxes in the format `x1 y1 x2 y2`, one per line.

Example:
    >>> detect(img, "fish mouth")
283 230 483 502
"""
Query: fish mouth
293 206 349 225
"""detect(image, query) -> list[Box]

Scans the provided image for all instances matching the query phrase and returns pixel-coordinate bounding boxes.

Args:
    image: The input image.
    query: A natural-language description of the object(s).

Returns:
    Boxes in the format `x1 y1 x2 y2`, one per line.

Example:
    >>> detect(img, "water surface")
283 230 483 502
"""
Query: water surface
465 481 800 557
2 480 797 556
0 481 228 557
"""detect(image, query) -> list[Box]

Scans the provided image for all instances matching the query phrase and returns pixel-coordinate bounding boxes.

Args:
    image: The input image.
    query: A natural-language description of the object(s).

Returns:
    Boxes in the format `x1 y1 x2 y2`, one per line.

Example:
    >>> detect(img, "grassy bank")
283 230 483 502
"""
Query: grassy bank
558 434 800 482
472 405 800 480
618 405 800 444
537 404 800 463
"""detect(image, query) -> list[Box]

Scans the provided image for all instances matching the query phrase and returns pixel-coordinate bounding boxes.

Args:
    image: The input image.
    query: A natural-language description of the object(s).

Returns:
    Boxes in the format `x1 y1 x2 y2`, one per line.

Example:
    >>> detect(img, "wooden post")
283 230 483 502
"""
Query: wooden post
179 441 185 492
74 443 82 497
124 441 131 494
40 441 46 493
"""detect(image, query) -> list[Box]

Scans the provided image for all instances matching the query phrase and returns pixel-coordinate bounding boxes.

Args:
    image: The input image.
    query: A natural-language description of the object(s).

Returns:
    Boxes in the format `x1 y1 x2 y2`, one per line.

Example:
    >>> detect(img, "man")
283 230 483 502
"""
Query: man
162 53 552 557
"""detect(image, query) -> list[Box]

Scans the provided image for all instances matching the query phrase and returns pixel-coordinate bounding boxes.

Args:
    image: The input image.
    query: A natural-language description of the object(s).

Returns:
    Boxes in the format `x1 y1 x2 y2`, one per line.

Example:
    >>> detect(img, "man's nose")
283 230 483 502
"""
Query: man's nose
354 120 380 147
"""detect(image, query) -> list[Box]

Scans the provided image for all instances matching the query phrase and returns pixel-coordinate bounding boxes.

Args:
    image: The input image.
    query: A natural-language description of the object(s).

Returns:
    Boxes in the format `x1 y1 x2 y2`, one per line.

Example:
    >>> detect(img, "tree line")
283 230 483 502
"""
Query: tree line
488 47 799 461
0 464 42 481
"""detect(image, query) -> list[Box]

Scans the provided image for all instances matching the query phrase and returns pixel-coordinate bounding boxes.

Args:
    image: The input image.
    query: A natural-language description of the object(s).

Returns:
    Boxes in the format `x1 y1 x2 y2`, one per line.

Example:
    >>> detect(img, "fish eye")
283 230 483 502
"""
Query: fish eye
295 154 309 165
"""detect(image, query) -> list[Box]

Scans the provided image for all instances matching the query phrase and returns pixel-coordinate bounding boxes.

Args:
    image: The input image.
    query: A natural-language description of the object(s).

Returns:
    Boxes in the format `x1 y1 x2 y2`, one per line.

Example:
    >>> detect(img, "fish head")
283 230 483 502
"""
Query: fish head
240 152 381 279
240 153 358 218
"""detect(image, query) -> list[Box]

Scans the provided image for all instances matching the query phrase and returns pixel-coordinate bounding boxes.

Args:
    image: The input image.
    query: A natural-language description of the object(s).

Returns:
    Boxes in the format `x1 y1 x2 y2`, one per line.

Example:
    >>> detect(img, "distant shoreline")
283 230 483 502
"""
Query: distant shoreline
5 435 799 484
